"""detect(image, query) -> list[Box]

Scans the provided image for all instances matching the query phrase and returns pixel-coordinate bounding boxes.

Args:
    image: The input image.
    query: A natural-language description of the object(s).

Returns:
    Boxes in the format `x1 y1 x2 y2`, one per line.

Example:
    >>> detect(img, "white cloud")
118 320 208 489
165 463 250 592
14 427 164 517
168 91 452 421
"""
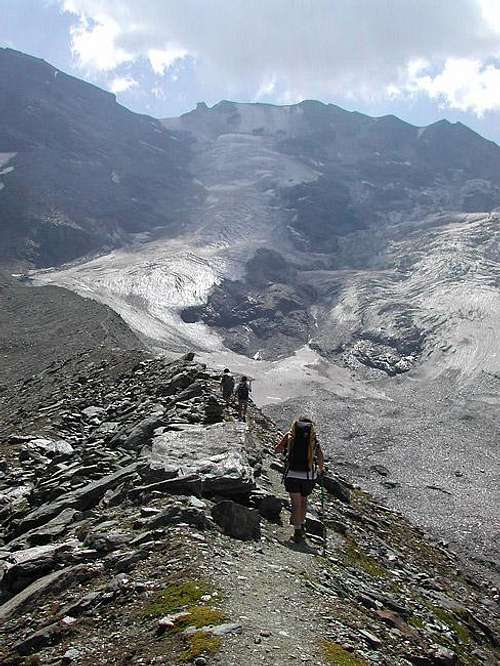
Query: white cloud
59 0 500 115
148 47 189 75
407 57 500 115
110 76 138 94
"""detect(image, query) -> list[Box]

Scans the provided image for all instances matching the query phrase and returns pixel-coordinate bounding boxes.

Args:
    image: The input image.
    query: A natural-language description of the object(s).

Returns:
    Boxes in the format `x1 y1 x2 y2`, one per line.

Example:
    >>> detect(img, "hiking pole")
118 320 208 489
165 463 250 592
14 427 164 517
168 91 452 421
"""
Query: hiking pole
320 473 327 557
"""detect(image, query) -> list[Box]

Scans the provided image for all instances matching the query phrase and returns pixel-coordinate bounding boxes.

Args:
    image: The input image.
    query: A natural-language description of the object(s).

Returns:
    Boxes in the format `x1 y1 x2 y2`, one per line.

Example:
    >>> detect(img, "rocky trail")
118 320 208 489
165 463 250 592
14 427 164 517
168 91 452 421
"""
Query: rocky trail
0 351 498 665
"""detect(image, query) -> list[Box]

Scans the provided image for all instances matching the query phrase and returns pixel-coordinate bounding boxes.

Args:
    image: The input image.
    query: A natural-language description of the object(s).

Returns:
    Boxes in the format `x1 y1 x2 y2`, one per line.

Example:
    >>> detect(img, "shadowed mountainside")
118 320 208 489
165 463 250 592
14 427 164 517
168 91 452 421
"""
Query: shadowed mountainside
0 48 198 267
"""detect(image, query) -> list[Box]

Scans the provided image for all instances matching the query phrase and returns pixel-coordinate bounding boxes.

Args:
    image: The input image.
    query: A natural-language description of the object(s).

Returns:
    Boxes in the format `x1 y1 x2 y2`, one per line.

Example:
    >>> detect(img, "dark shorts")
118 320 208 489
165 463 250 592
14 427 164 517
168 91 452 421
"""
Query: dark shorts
284 477 316 497
222 391 233 400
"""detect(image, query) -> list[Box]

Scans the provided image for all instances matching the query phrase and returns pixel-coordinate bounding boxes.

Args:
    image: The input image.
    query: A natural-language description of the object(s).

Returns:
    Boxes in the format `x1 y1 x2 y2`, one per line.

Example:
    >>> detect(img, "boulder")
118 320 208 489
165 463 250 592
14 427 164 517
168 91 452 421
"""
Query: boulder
130 474 203 499
14 616 76 655
146 422 255 497
20 438 74 460
8 508 79 548
148 505 208 531
123 412 165 450
14 462 138 535
211 500 261 541
433 647 458 665
2 543 75 593
83 531 131 553
82 406 105 419
0 564 97 623
322 474 351 504
305 513 325 537
251 493 284 522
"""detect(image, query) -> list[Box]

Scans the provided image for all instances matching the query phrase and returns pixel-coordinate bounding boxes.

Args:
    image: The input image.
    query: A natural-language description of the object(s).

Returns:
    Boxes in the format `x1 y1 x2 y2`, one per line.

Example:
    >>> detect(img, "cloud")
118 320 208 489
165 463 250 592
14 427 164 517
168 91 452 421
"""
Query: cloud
148 48 189 76
59 0 500 115
109 76 138 94
407 57 500 116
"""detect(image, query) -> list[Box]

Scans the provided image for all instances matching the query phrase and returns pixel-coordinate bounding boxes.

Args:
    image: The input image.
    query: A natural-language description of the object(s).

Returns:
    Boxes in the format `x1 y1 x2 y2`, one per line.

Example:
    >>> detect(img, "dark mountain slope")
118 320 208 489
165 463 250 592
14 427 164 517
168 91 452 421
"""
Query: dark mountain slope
0 273 141 388
166 100 500 253
0 48 199 267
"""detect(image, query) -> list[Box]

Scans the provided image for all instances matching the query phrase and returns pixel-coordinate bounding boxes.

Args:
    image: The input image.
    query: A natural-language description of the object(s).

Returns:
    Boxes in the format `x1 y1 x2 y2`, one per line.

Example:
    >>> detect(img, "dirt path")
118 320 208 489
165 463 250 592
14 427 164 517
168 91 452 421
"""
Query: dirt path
211 428 330 665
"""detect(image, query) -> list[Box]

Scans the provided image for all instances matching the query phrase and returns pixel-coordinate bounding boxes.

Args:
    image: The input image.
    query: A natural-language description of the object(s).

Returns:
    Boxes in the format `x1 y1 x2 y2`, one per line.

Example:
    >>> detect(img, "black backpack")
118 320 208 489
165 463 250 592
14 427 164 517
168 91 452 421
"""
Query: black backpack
237 382 249 400
221 374 234 392
286 420 317 473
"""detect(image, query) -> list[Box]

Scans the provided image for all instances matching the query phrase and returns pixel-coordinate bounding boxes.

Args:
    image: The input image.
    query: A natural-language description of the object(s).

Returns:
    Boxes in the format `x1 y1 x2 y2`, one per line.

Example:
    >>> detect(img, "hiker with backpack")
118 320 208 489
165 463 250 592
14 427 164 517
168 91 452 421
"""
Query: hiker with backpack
236 375 251 421
275 416 324 544
220 368 235 406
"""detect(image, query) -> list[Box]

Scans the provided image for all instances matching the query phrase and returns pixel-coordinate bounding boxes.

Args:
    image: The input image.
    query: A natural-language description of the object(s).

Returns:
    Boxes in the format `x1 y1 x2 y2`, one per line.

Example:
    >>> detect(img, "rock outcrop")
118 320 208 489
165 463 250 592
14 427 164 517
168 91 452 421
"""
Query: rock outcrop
0 349 498 665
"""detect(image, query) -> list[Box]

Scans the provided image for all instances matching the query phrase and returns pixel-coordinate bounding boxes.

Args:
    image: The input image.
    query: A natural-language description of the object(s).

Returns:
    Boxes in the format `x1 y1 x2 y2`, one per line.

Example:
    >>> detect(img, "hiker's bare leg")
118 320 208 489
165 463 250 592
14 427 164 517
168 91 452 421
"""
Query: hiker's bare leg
300 496 307 526
289 493 302 528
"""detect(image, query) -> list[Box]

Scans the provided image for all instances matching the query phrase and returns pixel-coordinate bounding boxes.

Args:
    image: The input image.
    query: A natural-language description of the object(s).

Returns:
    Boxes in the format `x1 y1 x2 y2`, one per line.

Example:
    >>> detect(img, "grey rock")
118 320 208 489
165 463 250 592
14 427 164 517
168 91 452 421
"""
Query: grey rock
83 531 131 553
321 475 351 504
370 465 389 477
381 480 401 489
251 493 284 522
359 629 382 648
62 647 83 664
211 500 261 541
130 474 203 499
8 508 79 548
59 591 104 618
15 462 138 535
82 406 106 419
123 411 165 450
305 513 325 537
2 542 76 593
147 422 255 497
21 437 74 459
189 496 207 509
183 622 242 637
0 564 96 622
148 505 208 531
433 646 458 665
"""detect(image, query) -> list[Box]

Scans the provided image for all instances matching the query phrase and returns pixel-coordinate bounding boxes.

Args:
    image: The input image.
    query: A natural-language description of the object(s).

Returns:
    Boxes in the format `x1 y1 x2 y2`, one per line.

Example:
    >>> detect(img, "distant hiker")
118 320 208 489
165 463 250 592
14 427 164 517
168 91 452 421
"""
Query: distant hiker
275 416 324 544
220 368 235 406
236 375 251 421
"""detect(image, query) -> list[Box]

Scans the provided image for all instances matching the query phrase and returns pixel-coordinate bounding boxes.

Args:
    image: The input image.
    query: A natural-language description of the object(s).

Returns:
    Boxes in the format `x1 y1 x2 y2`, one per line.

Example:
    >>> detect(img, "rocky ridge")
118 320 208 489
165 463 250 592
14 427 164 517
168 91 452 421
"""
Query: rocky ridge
0 351 498 665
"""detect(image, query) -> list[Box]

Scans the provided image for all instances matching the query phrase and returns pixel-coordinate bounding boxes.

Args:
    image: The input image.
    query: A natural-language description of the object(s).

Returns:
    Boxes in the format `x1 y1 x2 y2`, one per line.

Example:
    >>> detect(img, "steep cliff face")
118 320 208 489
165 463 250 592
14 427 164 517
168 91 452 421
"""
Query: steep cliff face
0 48 198 267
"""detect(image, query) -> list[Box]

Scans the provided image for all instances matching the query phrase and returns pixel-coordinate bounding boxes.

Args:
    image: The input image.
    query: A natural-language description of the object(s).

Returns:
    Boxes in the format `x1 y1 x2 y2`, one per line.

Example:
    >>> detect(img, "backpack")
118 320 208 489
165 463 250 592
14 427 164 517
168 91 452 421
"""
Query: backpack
221 374 234 392
236 382 249 400
286 420 317 473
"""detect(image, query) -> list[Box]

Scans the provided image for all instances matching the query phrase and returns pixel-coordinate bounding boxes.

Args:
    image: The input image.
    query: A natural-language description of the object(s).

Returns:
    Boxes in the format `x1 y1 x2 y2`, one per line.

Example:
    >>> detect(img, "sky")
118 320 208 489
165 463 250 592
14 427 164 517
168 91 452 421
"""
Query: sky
1 0 500 144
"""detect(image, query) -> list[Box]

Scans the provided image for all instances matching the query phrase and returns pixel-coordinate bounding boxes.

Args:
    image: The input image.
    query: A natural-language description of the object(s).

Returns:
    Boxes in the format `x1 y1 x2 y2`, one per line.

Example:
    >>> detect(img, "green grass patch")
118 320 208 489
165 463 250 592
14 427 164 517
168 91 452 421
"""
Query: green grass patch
343 539 388 578
171 606 226 633
179 631 222 663
408 615 426 630
322 640 368 665
431 606 470 644
143 580 213 617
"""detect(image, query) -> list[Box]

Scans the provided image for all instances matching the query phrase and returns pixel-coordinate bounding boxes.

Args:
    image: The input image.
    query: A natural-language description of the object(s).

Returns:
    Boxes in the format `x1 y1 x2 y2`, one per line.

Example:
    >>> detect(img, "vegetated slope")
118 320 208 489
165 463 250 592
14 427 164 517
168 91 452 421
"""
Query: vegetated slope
0 48 198 267
0 350 498 665
0 273 141 387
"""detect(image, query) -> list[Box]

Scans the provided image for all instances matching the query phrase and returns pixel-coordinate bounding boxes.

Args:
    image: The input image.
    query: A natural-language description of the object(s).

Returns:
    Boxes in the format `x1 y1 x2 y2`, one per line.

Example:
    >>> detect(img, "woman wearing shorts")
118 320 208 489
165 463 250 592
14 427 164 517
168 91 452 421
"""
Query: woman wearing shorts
275 416 324 543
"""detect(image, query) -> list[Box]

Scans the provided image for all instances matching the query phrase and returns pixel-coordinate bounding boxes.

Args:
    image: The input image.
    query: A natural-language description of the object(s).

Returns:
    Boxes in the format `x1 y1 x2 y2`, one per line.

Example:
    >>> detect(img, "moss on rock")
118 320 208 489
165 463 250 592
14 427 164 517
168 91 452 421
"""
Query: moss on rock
179 631 222 663
322 640 369 665
143 580 213 617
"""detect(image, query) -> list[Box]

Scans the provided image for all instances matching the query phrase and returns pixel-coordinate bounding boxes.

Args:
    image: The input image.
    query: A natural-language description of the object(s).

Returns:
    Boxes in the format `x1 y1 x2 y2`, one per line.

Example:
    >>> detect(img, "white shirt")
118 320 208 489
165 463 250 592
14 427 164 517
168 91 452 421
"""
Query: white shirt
285 469 318 480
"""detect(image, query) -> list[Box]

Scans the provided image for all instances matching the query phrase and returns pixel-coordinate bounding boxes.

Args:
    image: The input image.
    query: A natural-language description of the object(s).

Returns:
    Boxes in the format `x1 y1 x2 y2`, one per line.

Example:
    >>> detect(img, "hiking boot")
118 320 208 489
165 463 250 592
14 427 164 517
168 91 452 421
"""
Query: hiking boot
292 527 304 544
